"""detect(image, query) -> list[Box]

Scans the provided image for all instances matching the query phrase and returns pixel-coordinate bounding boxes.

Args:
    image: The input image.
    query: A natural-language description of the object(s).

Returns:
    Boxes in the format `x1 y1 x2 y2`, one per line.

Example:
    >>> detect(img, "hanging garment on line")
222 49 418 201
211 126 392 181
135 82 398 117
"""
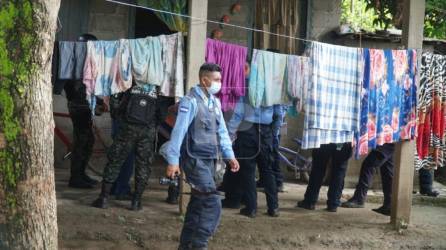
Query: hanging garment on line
249 49 287 108
159 32 184 98
129 36 164 87
286 55 309 112
302 42 362 149
58 41 87 80
356 49 417 158
205 38 247 111
83 40 132 111
415 52 446 170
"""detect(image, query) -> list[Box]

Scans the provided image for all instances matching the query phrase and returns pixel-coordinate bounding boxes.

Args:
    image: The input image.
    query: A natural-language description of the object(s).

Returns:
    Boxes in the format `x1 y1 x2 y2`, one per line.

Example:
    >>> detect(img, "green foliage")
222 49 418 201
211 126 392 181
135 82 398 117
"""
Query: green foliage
341 0 387 32
424 1 446 39
0 1 36 210
363 0 398 30
360 0 446 39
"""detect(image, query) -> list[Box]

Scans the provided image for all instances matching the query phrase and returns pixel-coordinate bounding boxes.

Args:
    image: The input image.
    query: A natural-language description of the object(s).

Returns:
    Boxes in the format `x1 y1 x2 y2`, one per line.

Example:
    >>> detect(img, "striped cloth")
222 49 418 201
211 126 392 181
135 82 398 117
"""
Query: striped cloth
302 42 362 149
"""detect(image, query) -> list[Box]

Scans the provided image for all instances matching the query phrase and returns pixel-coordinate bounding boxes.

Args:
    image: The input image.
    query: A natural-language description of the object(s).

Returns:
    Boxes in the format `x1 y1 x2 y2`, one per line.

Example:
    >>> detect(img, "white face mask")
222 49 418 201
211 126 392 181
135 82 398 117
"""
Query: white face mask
206 81 221 95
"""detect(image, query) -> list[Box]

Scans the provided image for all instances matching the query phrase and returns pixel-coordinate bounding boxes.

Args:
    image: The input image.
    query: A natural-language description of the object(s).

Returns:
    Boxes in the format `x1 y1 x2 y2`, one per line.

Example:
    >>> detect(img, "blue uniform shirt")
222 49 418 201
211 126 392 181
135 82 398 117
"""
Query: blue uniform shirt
161 85 235 165
226 96 286 138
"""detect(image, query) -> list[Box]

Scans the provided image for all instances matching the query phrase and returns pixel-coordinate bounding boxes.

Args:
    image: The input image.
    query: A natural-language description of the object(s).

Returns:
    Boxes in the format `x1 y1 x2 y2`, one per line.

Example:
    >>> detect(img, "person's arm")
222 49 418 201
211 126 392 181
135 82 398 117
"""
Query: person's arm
216 100 235 160
272 105 285 137
161 96 196 166
216 99 240 172
226 97 245 140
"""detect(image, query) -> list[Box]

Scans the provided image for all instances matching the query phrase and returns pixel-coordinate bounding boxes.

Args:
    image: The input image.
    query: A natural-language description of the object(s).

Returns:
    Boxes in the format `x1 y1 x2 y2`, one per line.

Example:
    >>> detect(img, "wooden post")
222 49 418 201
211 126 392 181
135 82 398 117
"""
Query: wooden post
391 0 425 230
179 0 208 215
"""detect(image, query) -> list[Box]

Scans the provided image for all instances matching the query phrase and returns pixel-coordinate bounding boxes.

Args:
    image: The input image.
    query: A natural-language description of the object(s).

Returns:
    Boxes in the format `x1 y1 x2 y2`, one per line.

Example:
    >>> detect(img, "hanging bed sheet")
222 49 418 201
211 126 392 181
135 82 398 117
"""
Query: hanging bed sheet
356 48 417 157
415 52 446 170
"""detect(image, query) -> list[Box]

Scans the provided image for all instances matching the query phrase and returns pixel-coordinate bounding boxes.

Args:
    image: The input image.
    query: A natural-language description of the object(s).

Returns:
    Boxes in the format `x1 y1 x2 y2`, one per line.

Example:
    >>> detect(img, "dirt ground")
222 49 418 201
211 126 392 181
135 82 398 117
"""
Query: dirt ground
55 157 446 250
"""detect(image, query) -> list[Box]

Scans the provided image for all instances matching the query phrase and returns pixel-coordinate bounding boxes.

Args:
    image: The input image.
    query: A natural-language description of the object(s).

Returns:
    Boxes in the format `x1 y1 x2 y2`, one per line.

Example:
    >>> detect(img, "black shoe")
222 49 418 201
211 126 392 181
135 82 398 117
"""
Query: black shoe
372 206 391 216
325 206 337 212
267 208 280 217
277 184 284 193
420 189 440 197
82 174 99 185
69 177 95 189
296 200 315 210
92 182 112 209
240 207 256 218
222 199 241 209
92 197 108 209
341 200 364 208
130 198 142 211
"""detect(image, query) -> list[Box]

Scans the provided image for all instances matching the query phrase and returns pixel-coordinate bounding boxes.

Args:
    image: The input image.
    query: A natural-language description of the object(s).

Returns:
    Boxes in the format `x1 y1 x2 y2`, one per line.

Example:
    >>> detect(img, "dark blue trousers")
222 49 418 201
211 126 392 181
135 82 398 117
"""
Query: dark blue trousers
419 168 434 192
179 156 221 249
351 144 395 208
225 124 278 211
304 143 352 209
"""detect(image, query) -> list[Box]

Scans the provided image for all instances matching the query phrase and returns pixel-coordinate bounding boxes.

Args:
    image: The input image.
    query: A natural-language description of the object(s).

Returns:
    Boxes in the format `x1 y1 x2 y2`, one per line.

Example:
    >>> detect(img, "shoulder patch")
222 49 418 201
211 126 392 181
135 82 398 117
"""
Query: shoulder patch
180 106 189 113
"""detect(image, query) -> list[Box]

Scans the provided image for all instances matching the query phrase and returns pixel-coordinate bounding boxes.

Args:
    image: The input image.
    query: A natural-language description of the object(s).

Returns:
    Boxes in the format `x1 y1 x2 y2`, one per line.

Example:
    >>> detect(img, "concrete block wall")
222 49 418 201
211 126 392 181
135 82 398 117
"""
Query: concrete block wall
308 0 342 41
206 0 254 47
87 0 131 40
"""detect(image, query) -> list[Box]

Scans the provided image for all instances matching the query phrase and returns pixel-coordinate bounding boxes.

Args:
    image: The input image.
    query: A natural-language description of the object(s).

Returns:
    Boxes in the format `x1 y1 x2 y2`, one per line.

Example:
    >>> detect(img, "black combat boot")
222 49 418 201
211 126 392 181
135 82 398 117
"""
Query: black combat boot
92 182 113 209
69 160 95 189
130 196 143 211
130 180 147 211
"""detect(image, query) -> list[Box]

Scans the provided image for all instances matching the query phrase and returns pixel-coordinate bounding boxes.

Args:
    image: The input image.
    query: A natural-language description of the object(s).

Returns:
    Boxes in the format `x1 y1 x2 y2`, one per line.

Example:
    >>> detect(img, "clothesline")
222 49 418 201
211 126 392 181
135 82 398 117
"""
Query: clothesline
105 0 314 44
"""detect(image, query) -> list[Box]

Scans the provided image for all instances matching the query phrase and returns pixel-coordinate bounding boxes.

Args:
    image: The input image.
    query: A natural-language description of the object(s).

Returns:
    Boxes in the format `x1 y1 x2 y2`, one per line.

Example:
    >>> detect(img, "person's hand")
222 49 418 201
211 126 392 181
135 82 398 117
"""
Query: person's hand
227 158 240 172
166 164 181 179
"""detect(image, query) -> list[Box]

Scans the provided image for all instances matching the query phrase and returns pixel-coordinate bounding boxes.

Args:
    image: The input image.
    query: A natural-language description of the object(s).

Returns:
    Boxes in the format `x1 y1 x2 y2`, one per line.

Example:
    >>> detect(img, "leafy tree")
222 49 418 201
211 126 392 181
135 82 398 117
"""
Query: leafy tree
342 0 446 39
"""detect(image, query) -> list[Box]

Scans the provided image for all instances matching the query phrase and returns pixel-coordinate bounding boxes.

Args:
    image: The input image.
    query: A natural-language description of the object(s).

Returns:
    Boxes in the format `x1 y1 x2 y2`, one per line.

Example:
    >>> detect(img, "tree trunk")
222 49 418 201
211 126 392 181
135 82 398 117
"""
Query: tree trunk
0 1 60 249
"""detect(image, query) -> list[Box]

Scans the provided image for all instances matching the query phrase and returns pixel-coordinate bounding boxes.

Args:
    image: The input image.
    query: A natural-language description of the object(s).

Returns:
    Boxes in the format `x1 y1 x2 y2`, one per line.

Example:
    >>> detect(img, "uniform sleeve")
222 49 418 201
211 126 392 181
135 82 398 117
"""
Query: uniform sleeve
160 97 196 165
226 97 245 138
272 105 285 137
216 99 235 159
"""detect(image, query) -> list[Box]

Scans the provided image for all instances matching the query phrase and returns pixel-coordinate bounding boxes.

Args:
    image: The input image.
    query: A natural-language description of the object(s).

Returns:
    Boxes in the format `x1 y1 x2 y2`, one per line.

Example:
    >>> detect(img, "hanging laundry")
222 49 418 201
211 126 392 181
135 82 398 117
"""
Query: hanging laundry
356 48 417 157
58 41 75 80
115 39 133 94
302 42 362 149
83 40 132 111
415 52 446 170
286 55 309 112
205 38 247 111
249 49 287 107
129 36 164 87
159 32 184 98
58 41 87 80
73 42 87 79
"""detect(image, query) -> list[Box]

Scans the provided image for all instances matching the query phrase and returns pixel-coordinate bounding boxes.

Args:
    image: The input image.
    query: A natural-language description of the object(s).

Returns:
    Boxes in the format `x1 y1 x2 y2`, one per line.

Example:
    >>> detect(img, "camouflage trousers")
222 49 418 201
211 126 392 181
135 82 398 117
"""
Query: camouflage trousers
103 121 156 198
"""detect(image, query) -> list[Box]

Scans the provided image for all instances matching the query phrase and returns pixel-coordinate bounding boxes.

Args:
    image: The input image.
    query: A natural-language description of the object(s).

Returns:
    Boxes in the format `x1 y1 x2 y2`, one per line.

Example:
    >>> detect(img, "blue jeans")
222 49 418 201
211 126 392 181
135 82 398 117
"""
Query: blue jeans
179 156 221 249
304 143 352 209
110 119 135 196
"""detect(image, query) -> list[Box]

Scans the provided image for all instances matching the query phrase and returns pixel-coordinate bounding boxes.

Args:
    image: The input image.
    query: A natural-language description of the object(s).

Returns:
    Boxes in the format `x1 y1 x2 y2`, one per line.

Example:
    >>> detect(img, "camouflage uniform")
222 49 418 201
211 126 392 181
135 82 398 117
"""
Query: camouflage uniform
97 85 162 209
102 122 157 199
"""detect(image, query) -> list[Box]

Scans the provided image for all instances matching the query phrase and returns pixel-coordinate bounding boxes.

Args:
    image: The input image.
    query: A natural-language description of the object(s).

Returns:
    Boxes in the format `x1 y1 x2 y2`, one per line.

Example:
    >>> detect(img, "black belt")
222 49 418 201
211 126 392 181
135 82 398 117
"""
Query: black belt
241 121 272 129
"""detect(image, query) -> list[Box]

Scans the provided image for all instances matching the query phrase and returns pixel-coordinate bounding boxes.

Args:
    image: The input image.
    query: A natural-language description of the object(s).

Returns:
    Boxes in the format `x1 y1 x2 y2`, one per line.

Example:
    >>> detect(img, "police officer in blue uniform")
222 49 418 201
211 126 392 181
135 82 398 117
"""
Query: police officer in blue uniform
222 90 283 218
161 63 240 250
